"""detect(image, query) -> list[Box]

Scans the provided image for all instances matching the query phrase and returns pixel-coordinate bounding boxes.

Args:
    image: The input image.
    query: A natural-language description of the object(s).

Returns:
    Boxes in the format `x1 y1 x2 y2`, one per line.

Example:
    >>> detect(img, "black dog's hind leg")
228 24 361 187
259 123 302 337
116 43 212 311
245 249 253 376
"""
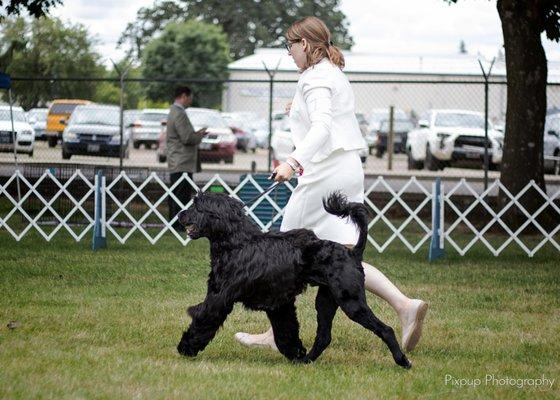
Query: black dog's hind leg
333 289 411 369
304 286 338 362
266 302 307 363
177 294 233 357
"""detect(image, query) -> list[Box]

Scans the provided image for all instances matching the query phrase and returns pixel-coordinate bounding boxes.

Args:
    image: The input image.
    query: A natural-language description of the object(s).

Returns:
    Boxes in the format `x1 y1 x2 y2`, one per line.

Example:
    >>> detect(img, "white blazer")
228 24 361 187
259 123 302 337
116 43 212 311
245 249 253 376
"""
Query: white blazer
289 58 366 169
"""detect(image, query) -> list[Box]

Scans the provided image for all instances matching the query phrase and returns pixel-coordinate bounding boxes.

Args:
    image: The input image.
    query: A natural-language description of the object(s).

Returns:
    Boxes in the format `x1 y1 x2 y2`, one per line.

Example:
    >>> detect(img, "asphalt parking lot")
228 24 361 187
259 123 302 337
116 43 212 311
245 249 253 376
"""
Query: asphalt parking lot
1 140 510 179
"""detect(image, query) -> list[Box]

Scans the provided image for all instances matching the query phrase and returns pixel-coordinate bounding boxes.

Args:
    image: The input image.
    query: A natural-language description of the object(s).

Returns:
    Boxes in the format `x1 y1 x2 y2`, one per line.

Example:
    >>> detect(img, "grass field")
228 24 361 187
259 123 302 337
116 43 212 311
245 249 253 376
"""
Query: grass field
0 231 558 399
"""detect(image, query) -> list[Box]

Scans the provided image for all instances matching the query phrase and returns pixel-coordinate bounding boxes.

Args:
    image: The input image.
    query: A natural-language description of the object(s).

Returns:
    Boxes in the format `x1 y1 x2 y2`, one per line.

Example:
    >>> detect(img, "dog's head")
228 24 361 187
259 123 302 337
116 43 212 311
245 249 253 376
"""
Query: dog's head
177 192 248 240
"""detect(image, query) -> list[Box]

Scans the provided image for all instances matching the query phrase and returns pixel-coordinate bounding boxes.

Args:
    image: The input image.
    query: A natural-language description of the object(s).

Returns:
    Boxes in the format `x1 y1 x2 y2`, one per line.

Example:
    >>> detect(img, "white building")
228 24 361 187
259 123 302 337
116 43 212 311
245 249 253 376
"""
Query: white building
223 48 560 123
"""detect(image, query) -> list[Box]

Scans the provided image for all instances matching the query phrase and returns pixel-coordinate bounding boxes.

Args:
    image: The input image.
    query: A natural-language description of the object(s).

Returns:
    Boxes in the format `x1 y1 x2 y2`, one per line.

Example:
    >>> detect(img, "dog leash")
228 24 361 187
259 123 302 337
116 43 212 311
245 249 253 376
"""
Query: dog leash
243 172 281 207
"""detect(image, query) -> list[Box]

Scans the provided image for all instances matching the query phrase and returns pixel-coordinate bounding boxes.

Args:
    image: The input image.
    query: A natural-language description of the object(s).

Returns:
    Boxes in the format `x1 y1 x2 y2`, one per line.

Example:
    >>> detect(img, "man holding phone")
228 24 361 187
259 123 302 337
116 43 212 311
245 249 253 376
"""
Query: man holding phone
167 86 208 231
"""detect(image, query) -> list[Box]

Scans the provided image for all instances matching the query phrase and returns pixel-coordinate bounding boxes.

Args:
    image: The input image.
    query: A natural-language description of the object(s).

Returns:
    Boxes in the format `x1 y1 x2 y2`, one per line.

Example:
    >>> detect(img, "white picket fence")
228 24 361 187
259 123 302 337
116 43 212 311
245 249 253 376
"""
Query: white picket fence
0 169 559 257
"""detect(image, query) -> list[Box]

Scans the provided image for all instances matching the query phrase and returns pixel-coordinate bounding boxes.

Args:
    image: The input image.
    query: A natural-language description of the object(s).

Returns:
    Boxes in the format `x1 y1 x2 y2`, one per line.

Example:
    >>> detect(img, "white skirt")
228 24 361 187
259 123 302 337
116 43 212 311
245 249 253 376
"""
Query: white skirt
280 149 365 245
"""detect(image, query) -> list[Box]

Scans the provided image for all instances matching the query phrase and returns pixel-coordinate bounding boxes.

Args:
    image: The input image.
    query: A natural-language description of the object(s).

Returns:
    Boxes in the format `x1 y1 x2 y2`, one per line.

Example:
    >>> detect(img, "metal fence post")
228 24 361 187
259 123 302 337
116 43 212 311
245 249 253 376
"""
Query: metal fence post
92 170 107 250
262 60 281 172
429 177 444 261
478 58 496 191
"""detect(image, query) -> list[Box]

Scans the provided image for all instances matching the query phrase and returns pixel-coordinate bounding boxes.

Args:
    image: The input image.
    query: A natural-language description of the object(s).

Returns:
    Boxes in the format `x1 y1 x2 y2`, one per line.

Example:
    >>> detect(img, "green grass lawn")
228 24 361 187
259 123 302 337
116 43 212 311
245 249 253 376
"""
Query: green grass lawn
0 231 558 399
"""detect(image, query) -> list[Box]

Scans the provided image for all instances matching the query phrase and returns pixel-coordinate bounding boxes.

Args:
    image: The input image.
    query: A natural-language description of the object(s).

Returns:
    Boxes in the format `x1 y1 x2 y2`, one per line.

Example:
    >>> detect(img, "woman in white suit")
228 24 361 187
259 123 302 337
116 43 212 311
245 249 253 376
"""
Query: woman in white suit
235 16 428 352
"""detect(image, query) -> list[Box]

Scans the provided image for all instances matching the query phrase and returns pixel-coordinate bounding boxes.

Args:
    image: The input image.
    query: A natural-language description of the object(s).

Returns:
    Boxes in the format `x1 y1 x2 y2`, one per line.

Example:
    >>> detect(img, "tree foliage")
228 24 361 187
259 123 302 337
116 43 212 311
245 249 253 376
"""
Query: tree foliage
119 0 354 61
0 17 103 109
141 20 231 108
0 0 62 19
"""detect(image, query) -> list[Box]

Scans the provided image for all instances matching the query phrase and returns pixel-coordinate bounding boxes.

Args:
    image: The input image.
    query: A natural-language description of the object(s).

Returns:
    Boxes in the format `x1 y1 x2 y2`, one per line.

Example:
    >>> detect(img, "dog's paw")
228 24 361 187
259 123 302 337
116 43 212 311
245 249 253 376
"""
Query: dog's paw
292 355 312 365
395 353 412 369
177 341 198 357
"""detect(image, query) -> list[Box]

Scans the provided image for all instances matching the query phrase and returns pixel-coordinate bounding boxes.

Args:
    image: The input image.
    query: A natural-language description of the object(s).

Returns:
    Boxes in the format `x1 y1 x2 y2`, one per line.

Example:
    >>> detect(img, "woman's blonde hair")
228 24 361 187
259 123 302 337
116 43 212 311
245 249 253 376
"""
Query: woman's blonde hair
286 16 345 70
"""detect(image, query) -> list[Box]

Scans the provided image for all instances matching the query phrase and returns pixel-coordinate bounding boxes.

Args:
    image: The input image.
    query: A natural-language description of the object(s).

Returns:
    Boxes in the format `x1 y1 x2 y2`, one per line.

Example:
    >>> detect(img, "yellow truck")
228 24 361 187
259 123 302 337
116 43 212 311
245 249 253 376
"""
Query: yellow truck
45 99 91 147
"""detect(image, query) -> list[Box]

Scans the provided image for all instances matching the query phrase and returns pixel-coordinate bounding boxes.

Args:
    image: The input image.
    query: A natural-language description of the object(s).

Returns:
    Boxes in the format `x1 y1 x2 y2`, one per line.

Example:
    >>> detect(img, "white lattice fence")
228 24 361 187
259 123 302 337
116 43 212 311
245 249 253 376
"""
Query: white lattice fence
0 170 94 241
1 170 559 258
443 179 560 257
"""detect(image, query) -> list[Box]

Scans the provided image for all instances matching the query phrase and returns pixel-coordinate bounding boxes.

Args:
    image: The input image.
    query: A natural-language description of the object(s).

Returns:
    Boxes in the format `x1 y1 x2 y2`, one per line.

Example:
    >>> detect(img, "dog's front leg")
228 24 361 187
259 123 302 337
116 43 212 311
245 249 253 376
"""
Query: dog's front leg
177 295 233 357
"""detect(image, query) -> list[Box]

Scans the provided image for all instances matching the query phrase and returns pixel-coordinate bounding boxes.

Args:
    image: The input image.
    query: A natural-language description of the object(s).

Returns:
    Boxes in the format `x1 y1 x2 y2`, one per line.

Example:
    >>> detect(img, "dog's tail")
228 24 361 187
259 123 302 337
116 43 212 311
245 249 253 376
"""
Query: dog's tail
322 191 369 262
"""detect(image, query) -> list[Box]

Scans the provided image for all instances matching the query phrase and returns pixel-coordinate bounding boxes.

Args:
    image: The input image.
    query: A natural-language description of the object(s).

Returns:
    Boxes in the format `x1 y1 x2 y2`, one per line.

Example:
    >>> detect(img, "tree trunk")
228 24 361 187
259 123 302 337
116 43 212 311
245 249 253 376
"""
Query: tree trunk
497 0 549 228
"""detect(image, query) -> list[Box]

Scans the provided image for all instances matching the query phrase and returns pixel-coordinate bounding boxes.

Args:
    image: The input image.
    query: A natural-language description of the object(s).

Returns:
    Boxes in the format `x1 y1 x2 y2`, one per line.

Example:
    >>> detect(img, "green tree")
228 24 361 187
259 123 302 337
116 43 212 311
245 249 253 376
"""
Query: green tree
1 16 103 109
447 0 560 227
141 20 231 108
118 0 353 61
94 59 143 110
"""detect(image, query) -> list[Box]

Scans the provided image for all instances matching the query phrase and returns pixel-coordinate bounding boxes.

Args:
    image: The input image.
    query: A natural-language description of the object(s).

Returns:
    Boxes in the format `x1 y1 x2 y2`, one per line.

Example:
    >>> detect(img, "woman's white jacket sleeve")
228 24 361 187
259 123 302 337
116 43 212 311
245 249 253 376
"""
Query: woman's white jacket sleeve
289 76 333 169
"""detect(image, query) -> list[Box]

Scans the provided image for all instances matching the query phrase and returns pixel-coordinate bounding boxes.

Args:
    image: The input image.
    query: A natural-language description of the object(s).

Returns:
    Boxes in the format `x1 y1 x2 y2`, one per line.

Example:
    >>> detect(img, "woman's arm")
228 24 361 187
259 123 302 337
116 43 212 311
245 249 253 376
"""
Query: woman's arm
289 76 333 169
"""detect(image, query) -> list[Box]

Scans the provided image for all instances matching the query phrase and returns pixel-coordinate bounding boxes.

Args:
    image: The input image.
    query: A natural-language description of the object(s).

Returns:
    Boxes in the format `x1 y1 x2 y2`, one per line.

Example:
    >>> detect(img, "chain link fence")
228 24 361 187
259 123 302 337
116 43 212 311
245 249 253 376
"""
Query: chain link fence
0 77 559 179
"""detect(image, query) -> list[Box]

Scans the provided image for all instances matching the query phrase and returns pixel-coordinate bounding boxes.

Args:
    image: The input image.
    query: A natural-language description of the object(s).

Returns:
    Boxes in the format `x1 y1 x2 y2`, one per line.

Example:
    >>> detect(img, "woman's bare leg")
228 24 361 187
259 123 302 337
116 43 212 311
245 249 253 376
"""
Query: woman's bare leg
361 261 428 352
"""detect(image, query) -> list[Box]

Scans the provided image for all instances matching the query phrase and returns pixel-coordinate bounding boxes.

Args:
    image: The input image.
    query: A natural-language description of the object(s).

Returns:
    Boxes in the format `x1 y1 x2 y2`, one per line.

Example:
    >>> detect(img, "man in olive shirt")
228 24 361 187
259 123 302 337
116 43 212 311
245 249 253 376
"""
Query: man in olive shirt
167 86 207 230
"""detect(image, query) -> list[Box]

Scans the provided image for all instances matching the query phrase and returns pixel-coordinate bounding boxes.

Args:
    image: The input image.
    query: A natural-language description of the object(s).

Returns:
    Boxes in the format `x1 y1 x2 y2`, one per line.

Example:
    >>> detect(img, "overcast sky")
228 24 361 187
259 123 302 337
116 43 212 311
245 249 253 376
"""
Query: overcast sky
51 0 560 66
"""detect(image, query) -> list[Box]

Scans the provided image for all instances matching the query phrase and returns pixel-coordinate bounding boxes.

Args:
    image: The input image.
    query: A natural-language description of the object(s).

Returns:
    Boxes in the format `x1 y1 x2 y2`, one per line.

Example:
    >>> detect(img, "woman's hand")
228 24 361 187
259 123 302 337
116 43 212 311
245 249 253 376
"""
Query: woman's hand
272 162 294 182
285 101 292 114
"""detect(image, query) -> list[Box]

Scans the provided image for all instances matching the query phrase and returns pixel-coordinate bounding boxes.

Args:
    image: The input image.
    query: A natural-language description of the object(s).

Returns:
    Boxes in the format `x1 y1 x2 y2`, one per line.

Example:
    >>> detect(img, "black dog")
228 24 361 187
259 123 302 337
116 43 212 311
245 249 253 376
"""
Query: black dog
176 191 411 368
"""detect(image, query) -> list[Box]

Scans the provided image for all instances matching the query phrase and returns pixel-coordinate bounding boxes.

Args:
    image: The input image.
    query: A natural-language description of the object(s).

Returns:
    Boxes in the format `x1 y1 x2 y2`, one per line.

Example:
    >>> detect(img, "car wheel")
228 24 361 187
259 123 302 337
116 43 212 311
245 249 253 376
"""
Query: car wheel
224 155 234 164
407 149 423 170
62 149 71 160
28 150 34 158
133 141 140 149
425 146 439 171
48 137 57 148
158 154 166 163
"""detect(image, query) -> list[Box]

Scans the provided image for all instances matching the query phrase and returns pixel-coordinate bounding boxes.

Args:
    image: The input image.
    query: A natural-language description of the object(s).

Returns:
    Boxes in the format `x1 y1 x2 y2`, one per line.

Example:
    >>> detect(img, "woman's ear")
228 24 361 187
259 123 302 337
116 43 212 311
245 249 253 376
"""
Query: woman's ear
301 38 308 51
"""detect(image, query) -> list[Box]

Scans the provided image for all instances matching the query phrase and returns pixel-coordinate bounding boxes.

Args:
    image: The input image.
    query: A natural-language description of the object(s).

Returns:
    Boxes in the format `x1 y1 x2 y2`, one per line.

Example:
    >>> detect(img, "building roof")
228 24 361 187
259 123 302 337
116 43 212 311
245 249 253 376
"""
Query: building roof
228 48 560 82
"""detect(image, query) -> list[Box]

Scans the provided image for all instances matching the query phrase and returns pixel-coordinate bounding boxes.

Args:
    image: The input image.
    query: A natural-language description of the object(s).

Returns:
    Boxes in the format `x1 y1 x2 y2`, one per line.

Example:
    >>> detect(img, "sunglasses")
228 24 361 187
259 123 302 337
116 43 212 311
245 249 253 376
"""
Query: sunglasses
284 39 301 52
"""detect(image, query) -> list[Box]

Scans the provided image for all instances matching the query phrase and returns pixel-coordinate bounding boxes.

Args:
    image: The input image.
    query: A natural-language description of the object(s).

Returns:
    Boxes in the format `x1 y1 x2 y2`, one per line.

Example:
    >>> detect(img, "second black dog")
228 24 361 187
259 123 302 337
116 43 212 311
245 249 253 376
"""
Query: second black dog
176 191 411 368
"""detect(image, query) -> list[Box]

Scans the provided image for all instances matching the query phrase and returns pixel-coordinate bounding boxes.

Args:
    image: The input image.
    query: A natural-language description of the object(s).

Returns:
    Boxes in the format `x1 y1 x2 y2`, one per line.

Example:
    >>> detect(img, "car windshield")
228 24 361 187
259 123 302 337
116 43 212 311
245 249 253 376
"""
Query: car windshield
0 110 26 122
124 111 141 125
70 108 120 125
29 110 48 121
379 120 414 132
435 113 486 128
187 110 228 129
50 103 81 114
140 112 167 122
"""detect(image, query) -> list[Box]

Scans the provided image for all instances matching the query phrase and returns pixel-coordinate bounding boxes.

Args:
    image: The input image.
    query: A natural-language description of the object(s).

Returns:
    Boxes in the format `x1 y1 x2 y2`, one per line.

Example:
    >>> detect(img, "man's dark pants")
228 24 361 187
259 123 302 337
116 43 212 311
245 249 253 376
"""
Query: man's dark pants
169 171 193 230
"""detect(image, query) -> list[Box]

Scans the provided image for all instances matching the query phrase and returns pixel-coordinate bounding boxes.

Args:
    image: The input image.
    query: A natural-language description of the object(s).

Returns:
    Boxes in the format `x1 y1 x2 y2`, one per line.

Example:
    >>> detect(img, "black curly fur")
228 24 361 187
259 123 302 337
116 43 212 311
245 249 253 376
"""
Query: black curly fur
176 192 411 368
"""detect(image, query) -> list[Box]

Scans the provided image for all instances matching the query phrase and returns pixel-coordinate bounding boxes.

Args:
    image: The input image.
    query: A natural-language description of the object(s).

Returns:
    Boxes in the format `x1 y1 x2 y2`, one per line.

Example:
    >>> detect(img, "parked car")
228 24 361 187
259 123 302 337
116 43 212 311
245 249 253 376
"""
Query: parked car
0 105 35 156
248 118 270 149
406 109 504 171
61 104 129 160
374 119 414 158
272 110 288 131
45 99 91 147
221 112 257 153
544 113 560 174
158 108 237 164
129 108 168 149
270 118 294 168
124 109 142 127
355 113 369 135
27 108 48 140
365 108 408 154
